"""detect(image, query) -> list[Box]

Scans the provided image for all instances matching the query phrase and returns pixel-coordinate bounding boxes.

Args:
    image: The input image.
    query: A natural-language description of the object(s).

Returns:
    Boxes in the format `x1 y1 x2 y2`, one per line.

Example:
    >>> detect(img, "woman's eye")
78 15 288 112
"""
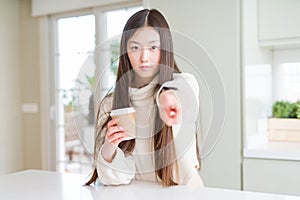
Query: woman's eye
151 46 160 51
130 46 140 51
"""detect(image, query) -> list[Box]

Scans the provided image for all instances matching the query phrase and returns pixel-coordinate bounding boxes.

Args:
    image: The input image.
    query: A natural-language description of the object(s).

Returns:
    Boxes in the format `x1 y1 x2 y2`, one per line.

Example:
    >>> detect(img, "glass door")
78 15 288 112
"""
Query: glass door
52 6 143 174
56 14 95 173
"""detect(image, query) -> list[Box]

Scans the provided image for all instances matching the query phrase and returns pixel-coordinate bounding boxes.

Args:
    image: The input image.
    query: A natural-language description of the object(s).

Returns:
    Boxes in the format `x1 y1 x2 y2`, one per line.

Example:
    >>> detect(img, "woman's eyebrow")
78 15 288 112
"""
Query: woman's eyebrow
128 41 140 45
128 40 160 45
148 40 160 44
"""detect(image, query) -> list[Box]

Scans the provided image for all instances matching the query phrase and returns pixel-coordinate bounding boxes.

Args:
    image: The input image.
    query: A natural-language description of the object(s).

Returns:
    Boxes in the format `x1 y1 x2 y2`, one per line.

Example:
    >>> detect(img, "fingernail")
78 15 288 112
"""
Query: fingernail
169 111 176 117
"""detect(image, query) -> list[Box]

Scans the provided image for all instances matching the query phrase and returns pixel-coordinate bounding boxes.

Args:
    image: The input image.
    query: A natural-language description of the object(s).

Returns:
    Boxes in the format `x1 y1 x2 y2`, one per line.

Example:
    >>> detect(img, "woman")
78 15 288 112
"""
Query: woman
86 8 203 187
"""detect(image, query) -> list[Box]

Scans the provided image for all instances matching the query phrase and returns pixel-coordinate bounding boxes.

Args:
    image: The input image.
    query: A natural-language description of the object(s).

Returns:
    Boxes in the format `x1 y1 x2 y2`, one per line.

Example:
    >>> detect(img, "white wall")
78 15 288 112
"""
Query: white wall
20 0 42 170
0 0 23 174
243 0 272 65
0 0 42 175
147 0 242 189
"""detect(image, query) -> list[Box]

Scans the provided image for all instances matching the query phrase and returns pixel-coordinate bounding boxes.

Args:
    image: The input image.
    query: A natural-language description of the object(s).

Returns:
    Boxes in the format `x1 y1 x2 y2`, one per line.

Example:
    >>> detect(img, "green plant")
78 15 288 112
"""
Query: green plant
295 101 300 119
110 39 120 76
272 100 300 119
62 88 78 112
85 74 95 91
272 101 294 118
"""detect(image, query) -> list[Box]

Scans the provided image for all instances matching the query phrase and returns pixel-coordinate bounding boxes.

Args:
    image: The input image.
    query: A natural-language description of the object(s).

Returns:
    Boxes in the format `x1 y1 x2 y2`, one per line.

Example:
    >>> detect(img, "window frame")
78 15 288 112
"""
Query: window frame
39 2 142 171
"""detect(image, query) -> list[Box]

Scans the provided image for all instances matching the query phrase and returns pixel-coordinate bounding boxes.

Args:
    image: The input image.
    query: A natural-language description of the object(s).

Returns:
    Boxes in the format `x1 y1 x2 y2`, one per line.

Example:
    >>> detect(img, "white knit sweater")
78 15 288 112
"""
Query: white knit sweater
96 73 203 186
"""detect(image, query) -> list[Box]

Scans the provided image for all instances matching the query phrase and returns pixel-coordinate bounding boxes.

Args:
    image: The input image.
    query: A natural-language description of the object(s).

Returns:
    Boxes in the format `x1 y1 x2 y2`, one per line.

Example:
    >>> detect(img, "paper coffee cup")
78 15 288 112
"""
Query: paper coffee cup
110 107 136 140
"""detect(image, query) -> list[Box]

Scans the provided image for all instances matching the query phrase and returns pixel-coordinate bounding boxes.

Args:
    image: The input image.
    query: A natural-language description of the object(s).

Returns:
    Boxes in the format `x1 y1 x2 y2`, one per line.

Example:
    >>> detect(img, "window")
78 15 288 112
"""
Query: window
244 49 300 148
244 64 272 147
52 6 143 174
56 14 96 173
273 62 300 102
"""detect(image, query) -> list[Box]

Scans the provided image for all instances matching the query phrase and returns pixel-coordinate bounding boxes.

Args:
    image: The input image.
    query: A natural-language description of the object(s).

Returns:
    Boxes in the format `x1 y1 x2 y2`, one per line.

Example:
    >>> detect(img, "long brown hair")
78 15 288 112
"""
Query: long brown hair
86 9 200 187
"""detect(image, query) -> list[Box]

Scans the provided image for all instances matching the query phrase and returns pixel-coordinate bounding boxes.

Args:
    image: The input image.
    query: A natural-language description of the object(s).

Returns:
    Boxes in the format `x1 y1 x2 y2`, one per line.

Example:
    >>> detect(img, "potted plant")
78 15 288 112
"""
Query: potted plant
85 74 95 125
268 100 300 142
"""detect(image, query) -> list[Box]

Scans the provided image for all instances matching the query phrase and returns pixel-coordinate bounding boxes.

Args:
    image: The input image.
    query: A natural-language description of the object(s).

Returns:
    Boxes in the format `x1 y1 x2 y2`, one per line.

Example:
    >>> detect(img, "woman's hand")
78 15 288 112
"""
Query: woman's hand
101 118 127 162
158 89 181 126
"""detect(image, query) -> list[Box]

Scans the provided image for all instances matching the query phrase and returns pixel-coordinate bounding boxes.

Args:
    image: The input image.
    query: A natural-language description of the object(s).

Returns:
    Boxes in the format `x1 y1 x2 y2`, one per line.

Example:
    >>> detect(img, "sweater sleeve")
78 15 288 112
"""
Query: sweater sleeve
156 72 200 120
96 146 136 185
156 73 204 186
94 95 136 185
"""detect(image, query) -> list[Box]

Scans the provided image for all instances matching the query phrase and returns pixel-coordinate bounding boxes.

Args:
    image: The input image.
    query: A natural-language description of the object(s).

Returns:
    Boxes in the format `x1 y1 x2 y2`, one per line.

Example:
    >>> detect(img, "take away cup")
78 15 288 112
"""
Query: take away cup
110 107 136 140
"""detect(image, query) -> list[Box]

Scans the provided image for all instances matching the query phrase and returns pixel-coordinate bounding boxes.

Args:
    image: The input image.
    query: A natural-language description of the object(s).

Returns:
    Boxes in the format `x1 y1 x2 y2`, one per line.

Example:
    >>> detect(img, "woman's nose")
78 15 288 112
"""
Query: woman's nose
141 48 150 62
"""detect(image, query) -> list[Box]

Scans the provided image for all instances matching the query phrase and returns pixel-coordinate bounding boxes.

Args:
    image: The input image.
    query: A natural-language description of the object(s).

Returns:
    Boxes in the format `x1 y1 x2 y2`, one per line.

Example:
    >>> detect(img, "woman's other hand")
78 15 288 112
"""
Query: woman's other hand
158 90 181 126
101 118 127 162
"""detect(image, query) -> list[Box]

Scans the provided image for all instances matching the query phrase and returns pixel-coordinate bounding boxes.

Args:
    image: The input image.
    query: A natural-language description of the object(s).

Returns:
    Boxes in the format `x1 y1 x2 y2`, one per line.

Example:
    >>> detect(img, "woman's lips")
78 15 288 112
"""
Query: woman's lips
139 65 152 70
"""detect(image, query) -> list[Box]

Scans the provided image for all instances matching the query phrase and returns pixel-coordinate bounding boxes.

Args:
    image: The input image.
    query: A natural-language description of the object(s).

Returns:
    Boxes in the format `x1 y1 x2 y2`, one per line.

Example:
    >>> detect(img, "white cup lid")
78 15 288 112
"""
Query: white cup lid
110 107 135 116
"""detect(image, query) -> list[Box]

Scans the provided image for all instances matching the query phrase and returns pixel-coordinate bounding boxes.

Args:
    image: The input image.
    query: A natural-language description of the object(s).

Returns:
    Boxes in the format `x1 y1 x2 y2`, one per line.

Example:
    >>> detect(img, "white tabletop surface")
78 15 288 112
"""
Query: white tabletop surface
0 170 300 200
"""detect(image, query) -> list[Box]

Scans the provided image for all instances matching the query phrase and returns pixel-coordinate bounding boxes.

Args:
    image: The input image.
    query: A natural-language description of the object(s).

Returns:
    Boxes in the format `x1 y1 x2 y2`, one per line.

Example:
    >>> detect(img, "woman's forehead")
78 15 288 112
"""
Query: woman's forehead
128 27 160 44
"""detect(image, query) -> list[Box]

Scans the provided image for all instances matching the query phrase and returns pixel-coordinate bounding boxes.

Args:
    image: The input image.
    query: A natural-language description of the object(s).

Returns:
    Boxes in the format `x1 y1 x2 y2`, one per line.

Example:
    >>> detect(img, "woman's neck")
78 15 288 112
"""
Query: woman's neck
131 75 154 88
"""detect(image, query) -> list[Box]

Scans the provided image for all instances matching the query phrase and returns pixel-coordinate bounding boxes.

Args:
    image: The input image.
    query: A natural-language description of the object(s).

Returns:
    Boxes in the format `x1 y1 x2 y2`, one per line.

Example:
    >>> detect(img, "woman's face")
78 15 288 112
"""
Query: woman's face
127 27 161 82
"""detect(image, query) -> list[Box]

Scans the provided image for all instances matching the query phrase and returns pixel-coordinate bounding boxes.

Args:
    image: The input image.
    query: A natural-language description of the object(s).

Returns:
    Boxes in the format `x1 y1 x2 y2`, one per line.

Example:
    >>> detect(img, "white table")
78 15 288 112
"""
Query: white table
0 170 299 200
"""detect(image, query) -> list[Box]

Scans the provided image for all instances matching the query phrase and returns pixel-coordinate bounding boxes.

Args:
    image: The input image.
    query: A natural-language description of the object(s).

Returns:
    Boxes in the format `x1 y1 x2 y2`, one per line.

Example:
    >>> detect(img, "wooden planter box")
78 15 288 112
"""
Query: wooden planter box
268 118 300 142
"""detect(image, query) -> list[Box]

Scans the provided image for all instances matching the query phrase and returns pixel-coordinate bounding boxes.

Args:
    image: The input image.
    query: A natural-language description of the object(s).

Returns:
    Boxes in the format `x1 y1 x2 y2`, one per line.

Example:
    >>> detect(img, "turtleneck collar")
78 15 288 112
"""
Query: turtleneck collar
129 75 159 105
